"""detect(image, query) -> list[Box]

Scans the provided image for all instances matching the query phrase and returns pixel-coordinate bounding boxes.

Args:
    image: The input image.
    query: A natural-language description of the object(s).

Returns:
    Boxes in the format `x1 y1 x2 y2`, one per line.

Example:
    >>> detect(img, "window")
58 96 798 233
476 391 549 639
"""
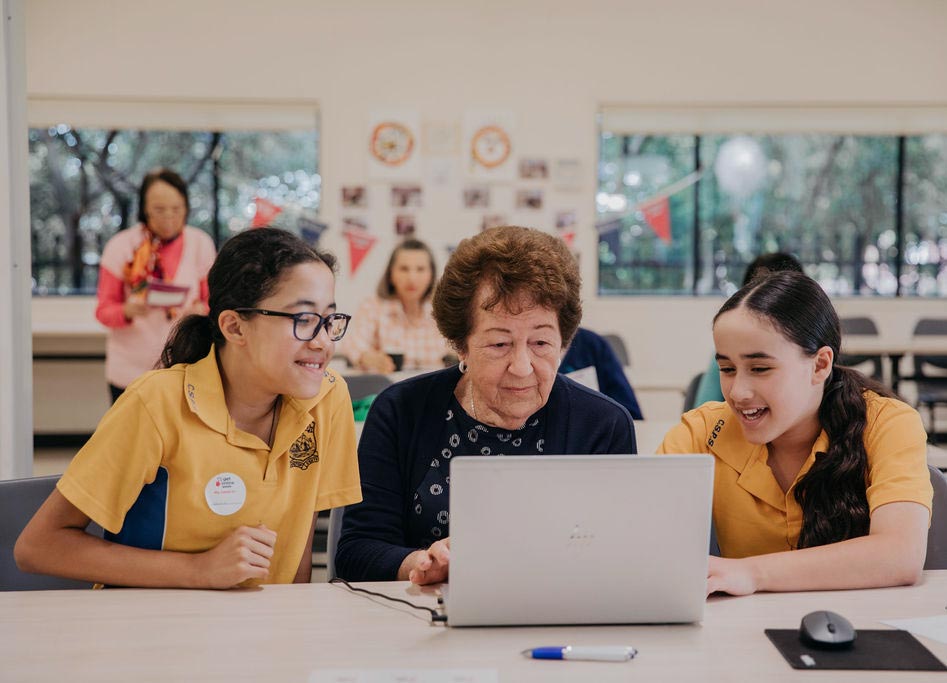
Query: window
597 109 947 297
28 100 319 295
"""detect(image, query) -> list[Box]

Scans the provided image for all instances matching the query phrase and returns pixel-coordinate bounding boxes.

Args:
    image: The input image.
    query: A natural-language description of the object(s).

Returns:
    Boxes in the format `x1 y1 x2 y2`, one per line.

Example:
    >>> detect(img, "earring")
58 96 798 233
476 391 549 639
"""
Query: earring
458 359 468 374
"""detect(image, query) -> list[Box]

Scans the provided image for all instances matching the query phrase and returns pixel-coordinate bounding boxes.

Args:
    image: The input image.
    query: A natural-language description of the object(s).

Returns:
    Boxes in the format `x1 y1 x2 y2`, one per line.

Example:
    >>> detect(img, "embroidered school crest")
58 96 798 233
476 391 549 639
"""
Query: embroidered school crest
289 421 319 470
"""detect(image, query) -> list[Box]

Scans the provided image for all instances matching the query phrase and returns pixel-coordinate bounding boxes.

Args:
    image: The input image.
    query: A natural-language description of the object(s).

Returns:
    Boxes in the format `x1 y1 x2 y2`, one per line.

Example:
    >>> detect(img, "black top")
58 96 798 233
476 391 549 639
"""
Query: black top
336 367 637 581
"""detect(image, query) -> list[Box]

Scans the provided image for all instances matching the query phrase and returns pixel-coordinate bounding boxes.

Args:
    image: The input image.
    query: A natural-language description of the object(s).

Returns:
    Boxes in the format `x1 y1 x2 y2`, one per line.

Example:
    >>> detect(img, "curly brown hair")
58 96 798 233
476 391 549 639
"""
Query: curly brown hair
432 226 581 353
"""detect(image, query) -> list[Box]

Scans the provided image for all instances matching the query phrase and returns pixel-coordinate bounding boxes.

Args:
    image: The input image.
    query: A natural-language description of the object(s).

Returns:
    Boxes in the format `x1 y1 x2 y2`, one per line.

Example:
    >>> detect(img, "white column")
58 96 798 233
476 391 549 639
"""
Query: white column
0 0 33 479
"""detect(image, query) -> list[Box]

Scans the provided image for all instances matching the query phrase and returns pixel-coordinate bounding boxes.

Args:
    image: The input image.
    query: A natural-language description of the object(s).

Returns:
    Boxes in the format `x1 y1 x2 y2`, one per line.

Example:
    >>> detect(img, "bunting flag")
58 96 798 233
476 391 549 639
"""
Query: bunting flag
638 196 671 243
593 169 703 238
345 228 378 276
298 215 328 246
560 230 576 249
251 198 283 228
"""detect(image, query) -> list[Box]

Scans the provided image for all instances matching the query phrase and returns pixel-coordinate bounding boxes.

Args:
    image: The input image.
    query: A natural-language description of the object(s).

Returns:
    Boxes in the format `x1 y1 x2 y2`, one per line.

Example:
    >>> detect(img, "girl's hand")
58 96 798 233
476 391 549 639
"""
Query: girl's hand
192 525 277 589
358 350 396 374
706 555 758 596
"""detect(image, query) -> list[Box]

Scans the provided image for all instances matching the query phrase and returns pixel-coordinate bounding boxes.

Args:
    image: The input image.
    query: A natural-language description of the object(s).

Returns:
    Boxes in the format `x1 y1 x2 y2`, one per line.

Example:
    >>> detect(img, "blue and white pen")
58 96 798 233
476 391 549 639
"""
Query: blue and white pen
522 646 637 662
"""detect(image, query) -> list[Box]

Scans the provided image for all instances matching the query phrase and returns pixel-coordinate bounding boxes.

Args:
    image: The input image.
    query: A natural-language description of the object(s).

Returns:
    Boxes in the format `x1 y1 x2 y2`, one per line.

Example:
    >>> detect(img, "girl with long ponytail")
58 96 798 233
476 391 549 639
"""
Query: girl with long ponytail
660 270 932 596
17 228 362 589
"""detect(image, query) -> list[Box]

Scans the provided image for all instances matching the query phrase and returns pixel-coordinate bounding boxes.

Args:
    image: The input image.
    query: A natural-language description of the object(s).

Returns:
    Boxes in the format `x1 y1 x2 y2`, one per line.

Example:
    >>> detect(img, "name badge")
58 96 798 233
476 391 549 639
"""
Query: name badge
204 472 247 515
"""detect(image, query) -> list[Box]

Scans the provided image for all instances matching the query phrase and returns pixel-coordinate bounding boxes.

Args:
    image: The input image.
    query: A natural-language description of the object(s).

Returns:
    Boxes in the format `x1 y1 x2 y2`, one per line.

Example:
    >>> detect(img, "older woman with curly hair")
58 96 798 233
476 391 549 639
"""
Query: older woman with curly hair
336 226 637 583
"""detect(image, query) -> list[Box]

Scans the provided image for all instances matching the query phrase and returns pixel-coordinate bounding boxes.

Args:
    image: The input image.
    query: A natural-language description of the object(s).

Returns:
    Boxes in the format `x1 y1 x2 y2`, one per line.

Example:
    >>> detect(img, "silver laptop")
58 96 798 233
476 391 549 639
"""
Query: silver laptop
443 454 714 627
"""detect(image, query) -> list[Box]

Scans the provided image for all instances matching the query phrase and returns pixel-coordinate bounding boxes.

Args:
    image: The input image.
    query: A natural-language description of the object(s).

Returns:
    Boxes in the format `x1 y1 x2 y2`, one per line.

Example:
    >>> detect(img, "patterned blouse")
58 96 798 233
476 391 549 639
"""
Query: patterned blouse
407 395 547 547
341 297 451 371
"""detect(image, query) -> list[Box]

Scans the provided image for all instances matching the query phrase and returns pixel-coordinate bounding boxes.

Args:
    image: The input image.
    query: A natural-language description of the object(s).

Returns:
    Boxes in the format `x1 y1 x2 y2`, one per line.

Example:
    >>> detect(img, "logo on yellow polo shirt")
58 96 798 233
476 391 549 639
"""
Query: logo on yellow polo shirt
289 421 319 470
708 419 725 448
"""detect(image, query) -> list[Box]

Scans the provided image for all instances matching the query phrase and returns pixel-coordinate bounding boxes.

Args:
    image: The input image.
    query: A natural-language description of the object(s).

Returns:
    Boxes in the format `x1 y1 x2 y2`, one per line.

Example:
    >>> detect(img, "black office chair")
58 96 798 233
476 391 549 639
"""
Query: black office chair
343 374 393 401
926 466 947 570
839 316 884 381
683 372 704 412
0 475 103 590
912 319 947 442
601 333 630 367
326 507 344 581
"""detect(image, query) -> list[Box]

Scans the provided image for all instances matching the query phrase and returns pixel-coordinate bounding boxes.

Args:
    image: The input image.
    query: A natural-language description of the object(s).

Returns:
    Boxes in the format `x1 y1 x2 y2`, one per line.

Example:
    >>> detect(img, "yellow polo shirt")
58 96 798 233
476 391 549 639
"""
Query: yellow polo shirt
58 348 362 584
658 392 932 558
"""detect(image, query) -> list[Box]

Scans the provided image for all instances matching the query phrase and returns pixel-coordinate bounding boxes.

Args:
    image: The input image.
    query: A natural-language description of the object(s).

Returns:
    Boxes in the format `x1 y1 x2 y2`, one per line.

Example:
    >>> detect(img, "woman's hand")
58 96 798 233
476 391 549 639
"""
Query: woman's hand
398 538 450 585
358 350 396 374
706 555 758 597
122 298 150 320
191 525 277 589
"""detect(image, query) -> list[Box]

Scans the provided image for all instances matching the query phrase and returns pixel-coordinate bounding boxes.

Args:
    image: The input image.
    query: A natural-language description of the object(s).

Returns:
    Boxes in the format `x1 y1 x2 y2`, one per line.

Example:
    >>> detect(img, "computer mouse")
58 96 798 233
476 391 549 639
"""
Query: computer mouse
799 610 857 649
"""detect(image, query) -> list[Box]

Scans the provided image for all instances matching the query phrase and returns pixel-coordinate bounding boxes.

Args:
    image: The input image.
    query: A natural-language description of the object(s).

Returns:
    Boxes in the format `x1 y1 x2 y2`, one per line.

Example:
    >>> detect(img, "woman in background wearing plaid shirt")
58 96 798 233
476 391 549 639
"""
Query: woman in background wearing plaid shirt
343 239 452 373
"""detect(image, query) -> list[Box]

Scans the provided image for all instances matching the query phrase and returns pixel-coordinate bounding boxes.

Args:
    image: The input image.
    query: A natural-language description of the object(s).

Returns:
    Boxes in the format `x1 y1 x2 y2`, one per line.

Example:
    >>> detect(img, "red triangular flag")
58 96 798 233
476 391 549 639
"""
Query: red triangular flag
560 230 576 249
639 196 671 243
345 229 378 276
251 198 283 228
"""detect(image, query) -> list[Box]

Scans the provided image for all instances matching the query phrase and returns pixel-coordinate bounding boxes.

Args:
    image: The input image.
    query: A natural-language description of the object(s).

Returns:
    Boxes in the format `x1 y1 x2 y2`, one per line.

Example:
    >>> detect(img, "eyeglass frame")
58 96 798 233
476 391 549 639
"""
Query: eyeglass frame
233 308 352 342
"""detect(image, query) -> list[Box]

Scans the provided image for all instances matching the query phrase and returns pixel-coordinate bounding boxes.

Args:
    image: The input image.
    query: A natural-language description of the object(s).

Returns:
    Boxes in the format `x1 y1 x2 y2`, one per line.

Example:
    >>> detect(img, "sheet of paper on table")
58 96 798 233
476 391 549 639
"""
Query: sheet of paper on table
881 615 947 644
310 670 498 683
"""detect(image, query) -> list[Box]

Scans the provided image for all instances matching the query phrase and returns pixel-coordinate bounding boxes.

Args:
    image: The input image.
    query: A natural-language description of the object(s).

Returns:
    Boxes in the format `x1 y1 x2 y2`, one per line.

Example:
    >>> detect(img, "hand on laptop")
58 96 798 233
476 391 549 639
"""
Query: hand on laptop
706 556 757 597
399 538 451 585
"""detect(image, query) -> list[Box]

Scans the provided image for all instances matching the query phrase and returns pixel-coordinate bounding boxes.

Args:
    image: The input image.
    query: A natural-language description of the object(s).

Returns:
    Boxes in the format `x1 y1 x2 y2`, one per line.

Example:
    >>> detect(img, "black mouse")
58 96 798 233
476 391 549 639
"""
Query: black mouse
799 610 857 649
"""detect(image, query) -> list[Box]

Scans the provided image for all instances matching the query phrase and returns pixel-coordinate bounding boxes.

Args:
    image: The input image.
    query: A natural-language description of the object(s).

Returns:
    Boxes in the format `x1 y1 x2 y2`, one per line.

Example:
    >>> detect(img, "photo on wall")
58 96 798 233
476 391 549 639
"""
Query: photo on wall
395 214 416 236
515 189 543 210
519 158 549 179
341 185 368 208
391 185 423 208
481 214 507 231
463 185 490 209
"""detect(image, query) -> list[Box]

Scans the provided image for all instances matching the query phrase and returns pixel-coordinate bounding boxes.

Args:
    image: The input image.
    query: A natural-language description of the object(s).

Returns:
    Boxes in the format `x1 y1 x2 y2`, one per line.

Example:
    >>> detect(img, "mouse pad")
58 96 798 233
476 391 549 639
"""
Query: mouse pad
765 629 947 671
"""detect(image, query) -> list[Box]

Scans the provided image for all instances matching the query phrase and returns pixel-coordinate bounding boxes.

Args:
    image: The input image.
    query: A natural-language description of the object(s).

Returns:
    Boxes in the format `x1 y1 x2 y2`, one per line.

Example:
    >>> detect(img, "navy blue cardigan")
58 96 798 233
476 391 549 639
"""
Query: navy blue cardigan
336 367 637 581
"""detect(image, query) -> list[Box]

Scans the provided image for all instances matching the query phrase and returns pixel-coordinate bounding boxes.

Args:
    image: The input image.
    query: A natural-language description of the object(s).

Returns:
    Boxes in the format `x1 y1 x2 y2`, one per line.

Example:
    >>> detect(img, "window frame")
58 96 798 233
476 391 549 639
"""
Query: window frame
597 106 947 297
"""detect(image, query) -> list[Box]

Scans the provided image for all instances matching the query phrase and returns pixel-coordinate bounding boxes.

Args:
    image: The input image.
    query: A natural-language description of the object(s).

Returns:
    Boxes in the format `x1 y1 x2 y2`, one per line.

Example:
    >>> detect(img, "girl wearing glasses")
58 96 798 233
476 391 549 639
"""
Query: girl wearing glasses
17 228 361 589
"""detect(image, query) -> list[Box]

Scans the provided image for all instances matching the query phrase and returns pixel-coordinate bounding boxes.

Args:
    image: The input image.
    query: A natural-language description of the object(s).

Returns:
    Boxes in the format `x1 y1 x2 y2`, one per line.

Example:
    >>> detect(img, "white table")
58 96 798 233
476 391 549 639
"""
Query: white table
3 573 947 681
842 336 947 393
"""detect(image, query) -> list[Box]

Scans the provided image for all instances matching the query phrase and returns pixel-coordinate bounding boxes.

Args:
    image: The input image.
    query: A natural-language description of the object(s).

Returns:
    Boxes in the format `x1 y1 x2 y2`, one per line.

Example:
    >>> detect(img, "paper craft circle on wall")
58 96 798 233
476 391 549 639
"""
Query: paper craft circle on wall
471 125 512 169
370 121 415 166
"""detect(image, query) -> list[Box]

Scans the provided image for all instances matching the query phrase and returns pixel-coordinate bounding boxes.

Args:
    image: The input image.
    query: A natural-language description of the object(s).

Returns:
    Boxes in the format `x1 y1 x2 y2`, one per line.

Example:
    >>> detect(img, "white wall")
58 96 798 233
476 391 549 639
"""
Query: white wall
25 0 947 426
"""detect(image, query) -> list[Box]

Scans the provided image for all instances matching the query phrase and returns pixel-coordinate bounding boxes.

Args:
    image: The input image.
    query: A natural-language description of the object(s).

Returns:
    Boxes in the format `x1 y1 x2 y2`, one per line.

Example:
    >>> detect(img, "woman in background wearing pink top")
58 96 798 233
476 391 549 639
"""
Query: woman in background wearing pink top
95 168 216 402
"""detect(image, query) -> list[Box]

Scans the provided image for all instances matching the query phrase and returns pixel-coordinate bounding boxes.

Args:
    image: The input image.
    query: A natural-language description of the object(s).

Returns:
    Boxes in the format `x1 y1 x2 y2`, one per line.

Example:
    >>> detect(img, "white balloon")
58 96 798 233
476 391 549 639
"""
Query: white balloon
714 136 768 199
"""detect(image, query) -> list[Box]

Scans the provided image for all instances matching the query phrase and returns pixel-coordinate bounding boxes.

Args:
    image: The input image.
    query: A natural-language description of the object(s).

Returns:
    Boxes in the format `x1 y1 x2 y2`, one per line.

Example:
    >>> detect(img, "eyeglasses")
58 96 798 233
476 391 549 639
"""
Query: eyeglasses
234 308 352 342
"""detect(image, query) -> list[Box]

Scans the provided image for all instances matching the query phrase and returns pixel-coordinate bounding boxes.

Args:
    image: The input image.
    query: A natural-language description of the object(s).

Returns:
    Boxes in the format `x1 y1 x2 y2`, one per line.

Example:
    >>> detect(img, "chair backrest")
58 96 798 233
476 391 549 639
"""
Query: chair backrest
0 475 101 590
601 334 630 367
326 507 344 581
838 317 884 380
840 317 879 336
913 319 947 373
683 372 704 412
343 374 393 401
926 465 947 570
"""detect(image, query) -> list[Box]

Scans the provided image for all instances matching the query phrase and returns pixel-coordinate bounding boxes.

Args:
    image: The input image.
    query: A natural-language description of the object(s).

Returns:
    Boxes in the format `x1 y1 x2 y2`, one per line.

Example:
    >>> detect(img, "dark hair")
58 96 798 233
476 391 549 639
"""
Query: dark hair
376 238 437 301
138 168 190 225
742 252 803 286
714 271 895 549
160 228 337 367
433 226 581 353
